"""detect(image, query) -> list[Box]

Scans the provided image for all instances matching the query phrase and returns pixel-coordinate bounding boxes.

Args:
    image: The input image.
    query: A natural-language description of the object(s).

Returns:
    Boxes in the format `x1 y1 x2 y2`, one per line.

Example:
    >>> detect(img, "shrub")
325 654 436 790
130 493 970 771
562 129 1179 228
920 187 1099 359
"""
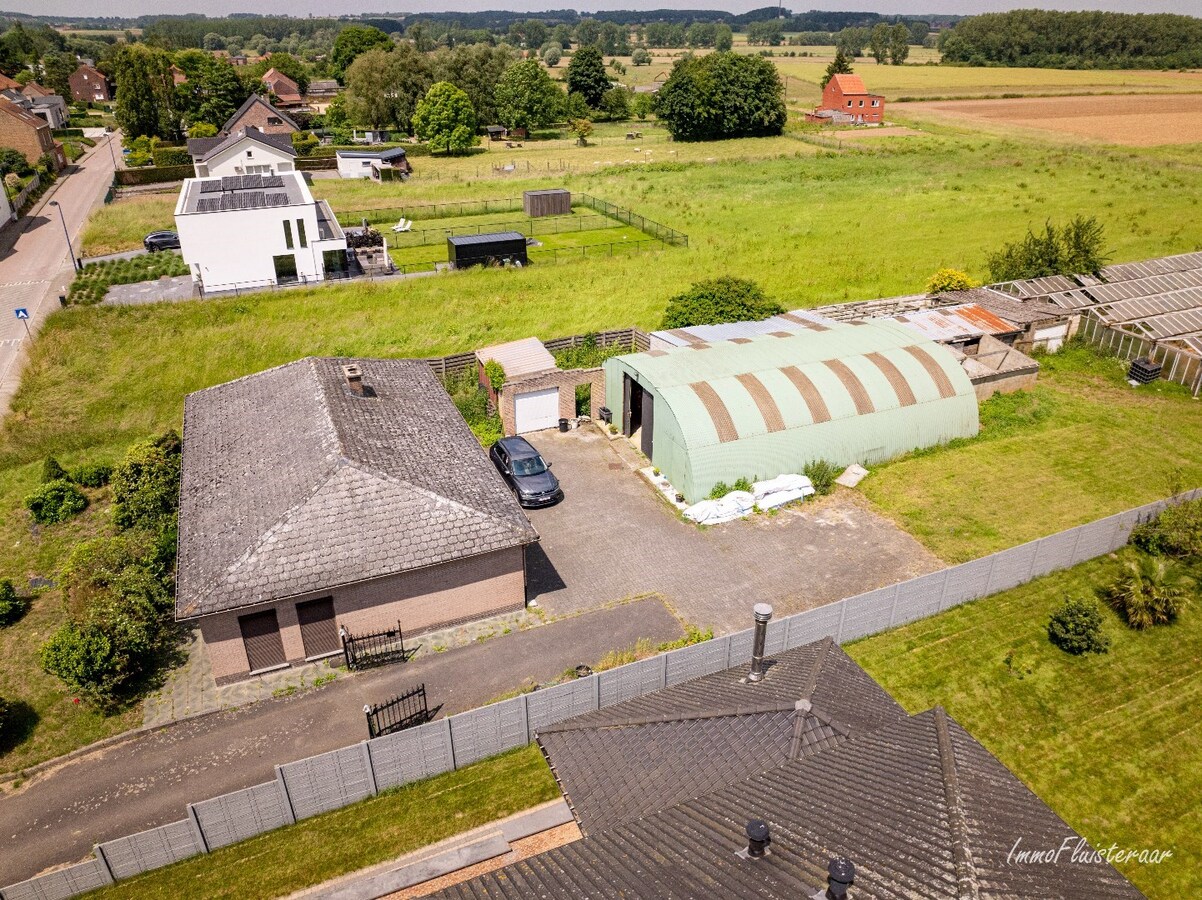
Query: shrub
987 215 1109 282
632 48 652 66
708 481 731 499
1047 597 1109 655
291 130 319 157
470 419 503 448
661 277 783 329
1130 499 1202 560
151 146 191 168
25 479 88 525
70 463 113 488
1105 555 1193 629
733 476 753 493
0 579 25 626
42 456 68 483
926 268 979 294
188 122 218 138
346 227 384 250
484 359 506 391
111 431 182 530
804 460 839 496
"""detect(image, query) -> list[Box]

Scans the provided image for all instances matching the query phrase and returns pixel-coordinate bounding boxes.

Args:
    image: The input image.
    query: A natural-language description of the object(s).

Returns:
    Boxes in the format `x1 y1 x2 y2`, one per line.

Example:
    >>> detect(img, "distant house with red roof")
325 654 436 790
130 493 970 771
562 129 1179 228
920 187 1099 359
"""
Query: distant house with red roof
0 72 21 92
806 73 884 125
69 63 111 102
261 68 304 108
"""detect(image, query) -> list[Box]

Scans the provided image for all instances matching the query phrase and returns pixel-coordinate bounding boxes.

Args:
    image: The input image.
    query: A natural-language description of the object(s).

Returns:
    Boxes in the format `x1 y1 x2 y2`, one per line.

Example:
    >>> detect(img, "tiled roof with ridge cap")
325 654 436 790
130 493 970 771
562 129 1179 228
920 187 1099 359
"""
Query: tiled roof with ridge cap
176 357 538 619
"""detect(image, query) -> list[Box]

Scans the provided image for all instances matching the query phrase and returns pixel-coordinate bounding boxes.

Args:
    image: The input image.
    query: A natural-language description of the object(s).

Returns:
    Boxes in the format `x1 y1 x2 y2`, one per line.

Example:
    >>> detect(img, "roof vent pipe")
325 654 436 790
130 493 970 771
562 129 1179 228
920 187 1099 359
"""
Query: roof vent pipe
826 857 855 899
342 363 364 396
746 820 770 858
748 603 773 683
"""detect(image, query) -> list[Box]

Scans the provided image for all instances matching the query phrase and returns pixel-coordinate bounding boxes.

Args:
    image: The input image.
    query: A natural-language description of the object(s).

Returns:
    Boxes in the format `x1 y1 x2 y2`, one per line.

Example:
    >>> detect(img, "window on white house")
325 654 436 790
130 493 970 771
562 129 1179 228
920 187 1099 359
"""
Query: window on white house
246 150 253 157
296 219 307 248
283 220 294 250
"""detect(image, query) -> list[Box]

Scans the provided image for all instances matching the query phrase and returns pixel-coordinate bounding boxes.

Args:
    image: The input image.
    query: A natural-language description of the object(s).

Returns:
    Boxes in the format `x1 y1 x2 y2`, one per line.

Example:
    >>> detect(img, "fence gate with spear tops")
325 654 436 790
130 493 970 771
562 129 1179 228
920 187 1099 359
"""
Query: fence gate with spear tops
365 683 433 738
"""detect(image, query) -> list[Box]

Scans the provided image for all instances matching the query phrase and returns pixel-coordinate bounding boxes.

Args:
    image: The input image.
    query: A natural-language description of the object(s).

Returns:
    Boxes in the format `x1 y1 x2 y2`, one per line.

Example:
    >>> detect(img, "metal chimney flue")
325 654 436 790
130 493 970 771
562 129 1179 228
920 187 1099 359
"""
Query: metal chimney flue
826 857 855 899
746 819 770 858
748 603 773 682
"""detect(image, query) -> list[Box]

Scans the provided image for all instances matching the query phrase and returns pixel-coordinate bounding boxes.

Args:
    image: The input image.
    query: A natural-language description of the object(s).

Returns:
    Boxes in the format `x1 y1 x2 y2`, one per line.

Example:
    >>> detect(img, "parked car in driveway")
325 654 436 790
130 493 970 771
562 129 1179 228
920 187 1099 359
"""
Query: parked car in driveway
490 436 563 508
143 230 181 252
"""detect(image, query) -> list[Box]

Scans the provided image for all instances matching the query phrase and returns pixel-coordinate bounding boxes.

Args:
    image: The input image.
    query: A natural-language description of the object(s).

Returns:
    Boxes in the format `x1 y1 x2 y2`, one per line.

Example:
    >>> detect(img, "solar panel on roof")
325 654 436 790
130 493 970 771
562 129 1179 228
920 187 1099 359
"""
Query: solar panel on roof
220 175 240 192
264 192 289 207
262 174 284 188
199 180 224 193
196 197 221 213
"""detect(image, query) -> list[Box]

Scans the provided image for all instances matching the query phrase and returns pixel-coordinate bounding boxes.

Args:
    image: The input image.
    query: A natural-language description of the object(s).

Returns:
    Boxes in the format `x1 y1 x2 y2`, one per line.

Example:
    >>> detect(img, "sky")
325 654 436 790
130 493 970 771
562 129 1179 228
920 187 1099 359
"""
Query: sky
8 0 1200 18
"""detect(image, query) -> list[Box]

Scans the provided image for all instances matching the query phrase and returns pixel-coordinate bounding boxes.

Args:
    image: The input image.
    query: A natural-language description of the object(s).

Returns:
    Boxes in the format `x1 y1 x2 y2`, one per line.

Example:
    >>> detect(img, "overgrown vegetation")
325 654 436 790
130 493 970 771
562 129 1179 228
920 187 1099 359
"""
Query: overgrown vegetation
1131 498 1202 560
1105 555 1193 630
24 479 88 525
551 334 632 370
661 276 783 329
803 460 838 496
1047 596 1109 655
925 268 978 294
68 254 190 306
443 369 503 448
987 215 1108 282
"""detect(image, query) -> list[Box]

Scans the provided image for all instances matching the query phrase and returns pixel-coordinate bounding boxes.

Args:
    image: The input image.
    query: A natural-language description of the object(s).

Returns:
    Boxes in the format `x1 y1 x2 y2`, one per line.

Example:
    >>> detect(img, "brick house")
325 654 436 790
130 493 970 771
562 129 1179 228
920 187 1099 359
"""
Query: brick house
806 73 884 125
69 63 111 102
176 357 539 683
0 97 65 169
220 93 299 137
261 68 304 107
475 337 605 435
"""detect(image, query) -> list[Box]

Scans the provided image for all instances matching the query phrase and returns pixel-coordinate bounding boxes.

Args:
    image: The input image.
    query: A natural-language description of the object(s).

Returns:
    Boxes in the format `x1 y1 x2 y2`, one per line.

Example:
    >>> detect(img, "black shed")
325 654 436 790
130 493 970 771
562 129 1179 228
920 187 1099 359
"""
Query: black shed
448 232 528 269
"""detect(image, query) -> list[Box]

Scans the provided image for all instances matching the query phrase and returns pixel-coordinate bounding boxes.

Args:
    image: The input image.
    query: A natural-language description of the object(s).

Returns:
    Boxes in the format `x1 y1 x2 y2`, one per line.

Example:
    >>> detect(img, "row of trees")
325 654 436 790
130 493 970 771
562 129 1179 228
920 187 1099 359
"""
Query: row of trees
940 10 1202 69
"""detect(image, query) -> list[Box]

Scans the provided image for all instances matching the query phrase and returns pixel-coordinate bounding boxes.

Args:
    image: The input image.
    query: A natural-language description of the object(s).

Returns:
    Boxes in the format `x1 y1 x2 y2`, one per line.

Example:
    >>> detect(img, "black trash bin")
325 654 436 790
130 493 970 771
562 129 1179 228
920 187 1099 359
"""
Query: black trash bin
558 418 569 432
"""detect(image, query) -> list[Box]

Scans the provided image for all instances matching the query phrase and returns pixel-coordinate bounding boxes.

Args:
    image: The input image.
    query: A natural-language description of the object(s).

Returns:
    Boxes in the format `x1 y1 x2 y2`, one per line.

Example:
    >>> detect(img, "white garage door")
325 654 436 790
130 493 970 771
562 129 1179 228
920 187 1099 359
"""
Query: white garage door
514 387 560 434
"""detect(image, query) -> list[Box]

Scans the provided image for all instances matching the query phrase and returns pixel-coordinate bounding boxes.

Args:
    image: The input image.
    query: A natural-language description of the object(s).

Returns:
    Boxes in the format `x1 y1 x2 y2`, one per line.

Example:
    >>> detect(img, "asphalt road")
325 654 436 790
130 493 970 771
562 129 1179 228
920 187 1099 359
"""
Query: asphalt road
0 598 681 885
0 132 120 414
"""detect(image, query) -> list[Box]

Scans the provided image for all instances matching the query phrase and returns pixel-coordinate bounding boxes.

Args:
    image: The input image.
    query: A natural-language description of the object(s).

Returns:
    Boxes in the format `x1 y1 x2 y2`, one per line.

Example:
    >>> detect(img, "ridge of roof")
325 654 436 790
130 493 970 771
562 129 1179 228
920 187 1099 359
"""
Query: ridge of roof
936 706 982 900
222 93 298 132
542 698 800 734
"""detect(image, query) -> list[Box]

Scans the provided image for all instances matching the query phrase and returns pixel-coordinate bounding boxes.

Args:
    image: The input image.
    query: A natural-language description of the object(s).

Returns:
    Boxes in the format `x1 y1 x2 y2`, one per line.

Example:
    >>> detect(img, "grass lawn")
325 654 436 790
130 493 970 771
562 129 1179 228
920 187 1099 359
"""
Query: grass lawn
862 345 1202 563
85 744 559 900
80 194 177 257
847 552 1202 898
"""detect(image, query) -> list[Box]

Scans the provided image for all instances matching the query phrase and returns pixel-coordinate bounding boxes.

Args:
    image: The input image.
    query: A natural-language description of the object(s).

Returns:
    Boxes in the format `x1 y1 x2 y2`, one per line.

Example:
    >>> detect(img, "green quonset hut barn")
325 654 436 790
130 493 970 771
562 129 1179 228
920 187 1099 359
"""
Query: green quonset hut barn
603 320 979 502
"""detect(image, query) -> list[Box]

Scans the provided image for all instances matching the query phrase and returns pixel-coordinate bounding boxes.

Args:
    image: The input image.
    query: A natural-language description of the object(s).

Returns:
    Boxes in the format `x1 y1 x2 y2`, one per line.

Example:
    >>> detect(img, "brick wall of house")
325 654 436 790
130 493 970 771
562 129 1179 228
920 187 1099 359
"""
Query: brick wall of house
0 106 56 166
497 368 606 435
199 546 528 683
819 80 884 123
69 66 110 102
229 100 297 135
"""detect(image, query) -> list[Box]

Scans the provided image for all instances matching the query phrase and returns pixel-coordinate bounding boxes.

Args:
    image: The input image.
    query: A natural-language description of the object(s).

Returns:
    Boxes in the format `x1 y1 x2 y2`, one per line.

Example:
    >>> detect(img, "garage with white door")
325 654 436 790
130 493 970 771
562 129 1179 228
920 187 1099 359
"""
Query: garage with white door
514 386 560 433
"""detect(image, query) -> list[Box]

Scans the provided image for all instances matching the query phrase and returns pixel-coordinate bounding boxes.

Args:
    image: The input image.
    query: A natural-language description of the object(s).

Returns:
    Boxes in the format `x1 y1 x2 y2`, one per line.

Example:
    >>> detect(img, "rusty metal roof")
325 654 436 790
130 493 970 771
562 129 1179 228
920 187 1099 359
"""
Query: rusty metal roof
887 304 1021 342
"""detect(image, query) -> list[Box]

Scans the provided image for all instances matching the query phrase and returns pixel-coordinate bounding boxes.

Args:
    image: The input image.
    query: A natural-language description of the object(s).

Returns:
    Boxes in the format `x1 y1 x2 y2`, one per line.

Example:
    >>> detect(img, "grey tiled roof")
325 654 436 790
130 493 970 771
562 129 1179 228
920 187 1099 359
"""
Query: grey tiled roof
435 639 1141 899
187 128 297 162
176 358 537 619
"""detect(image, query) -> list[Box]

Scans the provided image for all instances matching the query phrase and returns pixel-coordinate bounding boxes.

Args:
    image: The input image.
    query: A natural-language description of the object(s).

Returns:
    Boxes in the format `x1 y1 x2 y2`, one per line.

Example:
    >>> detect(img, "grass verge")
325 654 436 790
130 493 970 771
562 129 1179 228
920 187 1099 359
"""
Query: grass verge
846 552 1201 899
84 744 558 900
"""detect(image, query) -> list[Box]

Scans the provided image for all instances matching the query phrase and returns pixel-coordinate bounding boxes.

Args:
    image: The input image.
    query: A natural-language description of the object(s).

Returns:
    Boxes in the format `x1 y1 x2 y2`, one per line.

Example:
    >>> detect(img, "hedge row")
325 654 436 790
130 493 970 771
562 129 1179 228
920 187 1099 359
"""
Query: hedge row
151 146 192 168
114 164 193 186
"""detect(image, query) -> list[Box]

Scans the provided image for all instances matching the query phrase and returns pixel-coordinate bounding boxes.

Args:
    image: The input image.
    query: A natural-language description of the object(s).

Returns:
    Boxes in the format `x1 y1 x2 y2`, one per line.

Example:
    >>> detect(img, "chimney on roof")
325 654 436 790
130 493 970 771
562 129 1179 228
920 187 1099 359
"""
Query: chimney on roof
747 603 773 683
342 363 364 396
745 820 771 858
826 857 855 899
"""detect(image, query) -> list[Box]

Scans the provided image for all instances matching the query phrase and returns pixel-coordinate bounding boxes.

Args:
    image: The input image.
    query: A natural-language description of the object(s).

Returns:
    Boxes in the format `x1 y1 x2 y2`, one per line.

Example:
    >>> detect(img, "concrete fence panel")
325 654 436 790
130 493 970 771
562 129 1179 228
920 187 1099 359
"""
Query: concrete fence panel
839 586 897 642
97 819 204 881
598 654 666 708
279 744 375 821
191 780 293 851
985 540 1041 595
1030 529 1082 579
939 556 995 611
1069 514 1127 565
785 601 844 649
367 718 454 792
0 858 112 900
447 696 529 768
665 636 731 686
526 676 599 740
891 572 948 629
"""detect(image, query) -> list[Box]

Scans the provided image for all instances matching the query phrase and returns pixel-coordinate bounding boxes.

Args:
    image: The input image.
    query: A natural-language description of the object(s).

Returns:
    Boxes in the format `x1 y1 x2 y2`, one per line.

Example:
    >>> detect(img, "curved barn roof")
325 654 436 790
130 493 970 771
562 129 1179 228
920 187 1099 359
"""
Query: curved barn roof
614 321 974 450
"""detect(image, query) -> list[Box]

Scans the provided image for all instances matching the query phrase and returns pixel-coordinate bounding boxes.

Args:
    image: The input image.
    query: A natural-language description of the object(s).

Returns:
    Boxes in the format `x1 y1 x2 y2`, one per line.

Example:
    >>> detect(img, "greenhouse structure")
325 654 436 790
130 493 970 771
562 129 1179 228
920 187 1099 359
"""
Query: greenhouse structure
602 320 979 503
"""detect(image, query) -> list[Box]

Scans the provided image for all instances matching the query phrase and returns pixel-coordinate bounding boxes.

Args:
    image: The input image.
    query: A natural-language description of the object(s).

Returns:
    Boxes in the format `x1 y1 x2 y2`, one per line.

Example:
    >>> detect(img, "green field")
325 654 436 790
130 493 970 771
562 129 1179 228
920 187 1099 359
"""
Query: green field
87 745 558 900
848 552 1202 898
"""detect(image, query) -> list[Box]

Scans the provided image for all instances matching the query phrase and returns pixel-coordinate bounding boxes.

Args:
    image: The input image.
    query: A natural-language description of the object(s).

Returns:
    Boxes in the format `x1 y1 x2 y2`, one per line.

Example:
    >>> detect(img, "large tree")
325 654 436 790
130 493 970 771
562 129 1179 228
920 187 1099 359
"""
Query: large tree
331 24 392 78
114 45 181 140
655 52 786 142
40 51 76 99
565 45 609 109
869 23 890 64
494 59 564 131
889 23 911 65
820 49 854 89
191 59 249 131
431 43 516 127
344 45 432 132
412 81 477 155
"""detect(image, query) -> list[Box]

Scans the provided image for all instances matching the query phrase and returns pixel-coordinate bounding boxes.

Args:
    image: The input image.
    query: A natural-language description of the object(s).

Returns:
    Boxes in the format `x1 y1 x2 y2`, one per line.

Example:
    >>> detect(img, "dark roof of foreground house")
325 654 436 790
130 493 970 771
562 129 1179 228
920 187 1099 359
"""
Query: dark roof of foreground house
434 638 1142 900
186 127 297 162
176 358 539 620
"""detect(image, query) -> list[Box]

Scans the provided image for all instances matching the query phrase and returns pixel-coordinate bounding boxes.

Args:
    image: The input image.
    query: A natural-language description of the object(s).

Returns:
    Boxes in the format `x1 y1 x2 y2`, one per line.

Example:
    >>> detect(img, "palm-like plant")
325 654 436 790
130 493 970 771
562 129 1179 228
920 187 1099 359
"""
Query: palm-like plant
1106 555 1194 630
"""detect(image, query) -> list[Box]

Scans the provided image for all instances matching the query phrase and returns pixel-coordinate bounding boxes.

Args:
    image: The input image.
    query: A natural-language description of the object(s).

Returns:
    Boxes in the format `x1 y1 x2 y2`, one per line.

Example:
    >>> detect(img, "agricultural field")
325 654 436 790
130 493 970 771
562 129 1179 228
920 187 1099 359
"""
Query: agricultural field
849 552 1202 898
902 93 1202 147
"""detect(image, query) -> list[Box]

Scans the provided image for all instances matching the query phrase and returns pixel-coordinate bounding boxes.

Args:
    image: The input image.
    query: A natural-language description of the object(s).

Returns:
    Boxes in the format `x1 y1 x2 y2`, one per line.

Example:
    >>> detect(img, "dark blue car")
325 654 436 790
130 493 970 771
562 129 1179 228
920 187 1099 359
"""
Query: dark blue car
489 436 563 508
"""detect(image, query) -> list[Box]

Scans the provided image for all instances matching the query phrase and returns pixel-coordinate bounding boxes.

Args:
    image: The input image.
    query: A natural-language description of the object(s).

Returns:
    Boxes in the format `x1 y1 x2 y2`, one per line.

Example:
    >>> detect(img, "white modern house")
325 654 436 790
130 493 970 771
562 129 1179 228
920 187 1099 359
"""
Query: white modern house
335 147 411 180
174 171 347 293
186 127 298 178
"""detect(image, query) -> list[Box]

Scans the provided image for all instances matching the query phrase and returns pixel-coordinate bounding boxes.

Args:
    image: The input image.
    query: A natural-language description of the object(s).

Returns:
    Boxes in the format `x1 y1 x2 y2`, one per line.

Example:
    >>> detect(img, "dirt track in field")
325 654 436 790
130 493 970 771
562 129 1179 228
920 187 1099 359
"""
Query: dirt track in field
909 93 1202 146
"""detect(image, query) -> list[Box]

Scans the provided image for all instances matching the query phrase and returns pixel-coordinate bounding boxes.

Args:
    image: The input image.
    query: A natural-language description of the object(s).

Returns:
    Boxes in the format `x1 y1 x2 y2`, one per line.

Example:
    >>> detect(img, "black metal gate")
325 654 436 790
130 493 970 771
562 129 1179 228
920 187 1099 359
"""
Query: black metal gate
365 683 435 738
340 621 415 671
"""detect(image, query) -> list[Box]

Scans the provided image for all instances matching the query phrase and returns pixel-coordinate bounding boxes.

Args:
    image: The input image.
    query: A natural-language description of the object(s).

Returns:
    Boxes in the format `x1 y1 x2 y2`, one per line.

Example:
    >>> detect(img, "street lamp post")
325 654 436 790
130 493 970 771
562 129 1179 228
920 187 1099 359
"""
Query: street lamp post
106 132 118 168
48 201 80 272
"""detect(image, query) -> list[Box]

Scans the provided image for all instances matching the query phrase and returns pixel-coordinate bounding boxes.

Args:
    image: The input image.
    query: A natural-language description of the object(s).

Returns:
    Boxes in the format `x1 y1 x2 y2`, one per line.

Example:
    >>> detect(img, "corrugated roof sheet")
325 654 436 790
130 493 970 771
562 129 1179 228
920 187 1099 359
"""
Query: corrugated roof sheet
650 309 835 348
1100 251 1202 283
475 337 557 380
618 322 974 450
989 274 1081 299
886 303 1021 342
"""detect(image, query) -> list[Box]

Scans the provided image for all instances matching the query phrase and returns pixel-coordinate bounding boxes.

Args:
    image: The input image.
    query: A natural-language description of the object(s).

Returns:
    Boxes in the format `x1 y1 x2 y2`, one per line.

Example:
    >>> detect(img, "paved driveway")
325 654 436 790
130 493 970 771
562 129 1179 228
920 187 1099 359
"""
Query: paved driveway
525 427 944 633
